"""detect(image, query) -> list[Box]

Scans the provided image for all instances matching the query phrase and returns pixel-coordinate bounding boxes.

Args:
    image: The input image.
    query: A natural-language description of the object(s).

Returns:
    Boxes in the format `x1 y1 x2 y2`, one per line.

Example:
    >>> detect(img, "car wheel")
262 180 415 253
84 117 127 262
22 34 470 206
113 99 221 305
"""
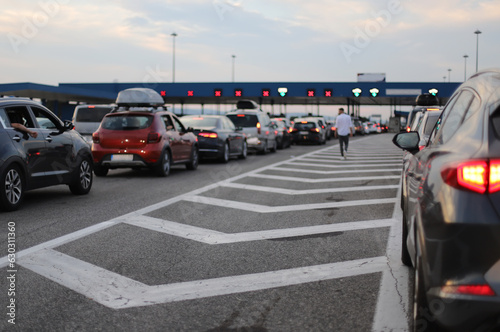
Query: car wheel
259 140 268 155
155 150 171 177
238 140 248 159
186 146 199 170
93 164 109 177
401 212 412 266
69 157 93 195
270 139 277 153
0 165 25 212
220 142 229 163
413 253 439 332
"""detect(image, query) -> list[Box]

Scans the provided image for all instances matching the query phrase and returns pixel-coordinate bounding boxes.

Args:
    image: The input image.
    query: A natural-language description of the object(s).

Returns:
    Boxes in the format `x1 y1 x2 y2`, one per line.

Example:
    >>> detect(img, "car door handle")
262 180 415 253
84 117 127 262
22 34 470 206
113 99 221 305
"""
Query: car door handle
45 136 52 143
12 136 21 142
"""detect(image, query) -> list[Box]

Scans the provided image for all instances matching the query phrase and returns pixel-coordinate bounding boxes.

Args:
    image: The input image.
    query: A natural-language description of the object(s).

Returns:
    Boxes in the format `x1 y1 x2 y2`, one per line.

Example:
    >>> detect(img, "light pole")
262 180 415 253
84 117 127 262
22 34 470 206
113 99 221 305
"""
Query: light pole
231 55 236 82
474 29 482 73
443 76 446 82
463 54 469 81
448 68 451 83
171 32 177 83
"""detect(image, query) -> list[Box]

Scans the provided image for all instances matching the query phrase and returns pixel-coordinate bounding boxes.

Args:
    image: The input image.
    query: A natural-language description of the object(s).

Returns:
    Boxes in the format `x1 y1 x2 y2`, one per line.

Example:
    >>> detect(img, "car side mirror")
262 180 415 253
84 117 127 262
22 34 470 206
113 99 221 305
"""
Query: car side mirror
63 120 74 131
186 127 194 132
392 132 420 153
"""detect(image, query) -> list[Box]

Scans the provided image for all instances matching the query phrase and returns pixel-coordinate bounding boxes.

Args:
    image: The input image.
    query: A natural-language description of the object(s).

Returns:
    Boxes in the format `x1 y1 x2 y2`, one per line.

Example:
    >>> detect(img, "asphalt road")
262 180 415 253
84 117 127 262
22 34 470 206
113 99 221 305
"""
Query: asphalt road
0 133 412 331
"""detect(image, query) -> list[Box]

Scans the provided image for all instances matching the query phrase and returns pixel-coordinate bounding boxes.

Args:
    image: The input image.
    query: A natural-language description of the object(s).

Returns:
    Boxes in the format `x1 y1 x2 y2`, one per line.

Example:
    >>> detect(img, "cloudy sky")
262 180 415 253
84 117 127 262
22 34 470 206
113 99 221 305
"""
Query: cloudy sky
0 0 498 86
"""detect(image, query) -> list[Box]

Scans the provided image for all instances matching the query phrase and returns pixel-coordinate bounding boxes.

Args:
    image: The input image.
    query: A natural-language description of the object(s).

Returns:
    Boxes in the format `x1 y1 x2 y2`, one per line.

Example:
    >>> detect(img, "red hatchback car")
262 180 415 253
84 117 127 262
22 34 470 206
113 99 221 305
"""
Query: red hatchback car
91 88 199 177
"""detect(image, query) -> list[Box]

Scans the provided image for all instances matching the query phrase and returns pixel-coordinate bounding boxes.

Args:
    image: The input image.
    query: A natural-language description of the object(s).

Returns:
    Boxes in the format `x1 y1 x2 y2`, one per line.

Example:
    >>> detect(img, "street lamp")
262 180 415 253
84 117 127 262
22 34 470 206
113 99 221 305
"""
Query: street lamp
448 68 451 83
231 55 236 82
443 76 446 82
171 32 177 83
463 54 469 81
474 29 482 73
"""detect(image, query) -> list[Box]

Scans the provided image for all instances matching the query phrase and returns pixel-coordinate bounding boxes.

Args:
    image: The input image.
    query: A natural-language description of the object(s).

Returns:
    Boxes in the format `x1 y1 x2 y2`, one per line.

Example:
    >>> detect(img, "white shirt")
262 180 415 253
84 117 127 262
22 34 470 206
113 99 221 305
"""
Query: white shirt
335 113 352 136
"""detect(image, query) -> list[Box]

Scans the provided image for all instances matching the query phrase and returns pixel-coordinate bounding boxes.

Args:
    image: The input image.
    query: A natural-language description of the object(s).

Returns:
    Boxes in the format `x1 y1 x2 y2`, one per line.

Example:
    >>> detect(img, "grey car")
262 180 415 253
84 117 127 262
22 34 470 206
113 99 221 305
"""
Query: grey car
0 98 93 211
226 110 277 154
393 69 500 331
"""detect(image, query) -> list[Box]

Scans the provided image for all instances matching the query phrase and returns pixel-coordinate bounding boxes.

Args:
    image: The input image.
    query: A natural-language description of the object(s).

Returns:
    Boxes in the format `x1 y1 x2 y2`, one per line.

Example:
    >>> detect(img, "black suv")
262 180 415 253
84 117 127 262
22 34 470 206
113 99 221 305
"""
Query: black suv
0 98 93 211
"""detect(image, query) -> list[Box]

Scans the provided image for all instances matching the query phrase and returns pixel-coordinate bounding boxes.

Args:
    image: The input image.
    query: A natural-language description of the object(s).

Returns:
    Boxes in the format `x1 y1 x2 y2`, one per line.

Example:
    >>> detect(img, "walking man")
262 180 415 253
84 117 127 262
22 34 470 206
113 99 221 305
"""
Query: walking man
334 108 353 160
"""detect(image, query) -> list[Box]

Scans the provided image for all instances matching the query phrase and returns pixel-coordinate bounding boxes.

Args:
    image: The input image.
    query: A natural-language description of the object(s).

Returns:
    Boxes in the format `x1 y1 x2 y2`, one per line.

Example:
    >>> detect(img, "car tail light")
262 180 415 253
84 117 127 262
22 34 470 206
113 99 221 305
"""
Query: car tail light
289 127 294 133
290 128 298 133
490 160 500 193
442 160 500 194
198 132 218 138
442 284 495 296
310 128 320 133
406 126 411 132
92 132 100 144
274 130 278 135
147 132 161 143
256 122 261 134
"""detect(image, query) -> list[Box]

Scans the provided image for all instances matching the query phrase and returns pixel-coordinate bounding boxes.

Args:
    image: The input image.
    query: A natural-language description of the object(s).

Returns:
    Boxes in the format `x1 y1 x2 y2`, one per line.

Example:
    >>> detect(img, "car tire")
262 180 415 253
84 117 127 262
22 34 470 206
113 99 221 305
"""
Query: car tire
413 255 440 332
0 164 25 212
238 140 248 159
220 142 229 163
155 150 171 177
69 156 93 195
94 164 109 177
186 146 199 170
259 140 268 155
401 212 412 266
270 139 277 153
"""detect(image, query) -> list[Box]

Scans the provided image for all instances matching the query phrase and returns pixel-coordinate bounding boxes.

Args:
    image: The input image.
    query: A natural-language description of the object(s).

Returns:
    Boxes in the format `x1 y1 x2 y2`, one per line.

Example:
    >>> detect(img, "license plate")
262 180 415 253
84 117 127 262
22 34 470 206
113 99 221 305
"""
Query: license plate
300 131 309 135
111 154 133 161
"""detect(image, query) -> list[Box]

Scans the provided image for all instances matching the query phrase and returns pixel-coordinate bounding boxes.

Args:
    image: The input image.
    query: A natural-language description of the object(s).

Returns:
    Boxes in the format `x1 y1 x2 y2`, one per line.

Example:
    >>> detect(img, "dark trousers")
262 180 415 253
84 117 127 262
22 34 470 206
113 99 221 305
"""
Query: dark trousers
338 135 349 156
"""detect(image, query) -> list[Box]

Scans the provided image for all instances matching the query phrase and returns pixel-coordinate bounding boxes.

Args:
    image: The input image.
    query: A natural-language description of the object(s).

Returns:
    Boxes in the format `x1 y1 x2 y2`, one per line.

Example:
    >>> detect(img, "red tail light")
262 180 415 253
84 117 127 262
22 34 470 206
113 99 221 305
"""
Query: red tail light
290 128 298 133
406 126 411 132
92 132 100 144
147 132 161 143
256 122 261 134
274 130 278 135
442 284 495 296
310 128 320 133
442 160 500 194
198 132 218 138
490 160 500 193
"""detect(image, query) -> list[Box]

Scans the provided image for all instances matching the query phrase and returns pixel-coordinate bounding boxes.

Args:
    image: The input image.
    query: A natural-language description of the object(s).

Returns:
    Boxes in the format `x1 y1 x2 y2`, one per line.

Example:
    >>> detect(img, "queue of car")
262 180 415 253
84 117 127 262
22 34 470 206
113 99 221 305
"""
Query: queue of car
393 70 500 331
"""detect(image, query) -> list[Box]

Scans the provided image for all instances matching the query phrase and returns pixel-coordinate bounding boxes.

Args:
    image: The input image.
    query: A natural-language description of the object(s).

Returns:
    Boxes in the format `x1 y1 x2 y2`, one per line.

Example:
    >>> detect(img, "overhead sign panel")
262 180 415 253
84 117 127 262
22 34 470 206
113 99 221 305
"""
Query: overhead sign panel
357 73 386 82
386 89 422 96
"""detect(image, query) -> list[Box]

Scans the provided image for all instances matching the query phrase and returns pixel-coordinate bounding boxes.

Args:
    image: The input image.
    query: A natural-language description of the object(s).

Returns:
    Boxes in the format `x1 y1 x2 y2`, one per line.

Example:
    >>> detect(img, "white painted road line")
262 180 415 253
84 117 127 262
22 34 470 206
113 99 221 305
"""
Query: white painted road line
183 195 397 213
247 174 401 183
371 179 411 331
299 158 402 164
286 162 402 168
124 215 395 244
19 248 388 309
221 182 399 194
269 167 402 174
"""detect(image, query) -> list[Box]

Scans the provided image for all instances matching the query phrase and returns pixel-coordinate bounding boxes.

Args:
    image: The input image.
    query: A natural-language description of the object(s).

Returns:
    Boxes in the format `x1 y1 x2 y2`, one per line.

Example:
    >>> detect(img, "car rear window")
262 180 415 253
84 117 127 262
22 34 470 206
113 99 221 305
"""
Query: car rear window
294 122 316 130
75 107 112 122
101 115 153 130
423 113 441 136
227 114 258 127
181 117 219 128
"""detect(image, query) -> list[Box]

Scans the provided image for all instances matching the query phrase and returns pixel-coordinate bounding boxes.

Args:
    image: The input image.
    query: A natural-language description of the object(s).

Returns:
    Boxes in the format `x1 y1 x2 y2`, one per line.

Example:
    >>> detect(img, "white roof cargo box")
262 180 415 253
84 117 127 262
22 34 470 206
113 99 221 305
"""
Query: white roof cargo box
116 88 164 106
